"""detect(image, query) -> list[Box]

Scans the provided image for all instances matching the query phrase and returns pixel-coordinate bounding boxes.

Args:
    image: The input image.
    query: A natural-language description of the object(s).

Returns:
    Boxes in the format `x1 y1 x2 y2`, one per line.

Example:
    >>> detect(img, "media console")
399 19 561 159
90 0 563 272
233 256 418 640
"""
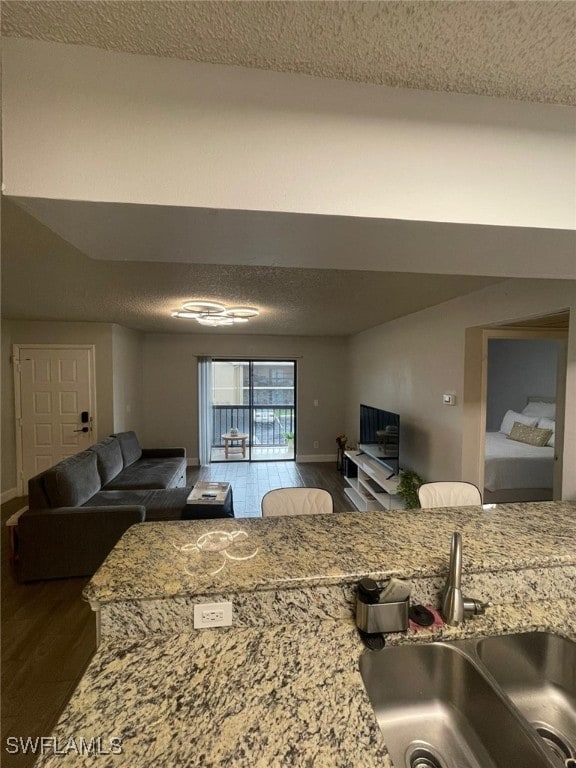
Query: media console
343 444 404 511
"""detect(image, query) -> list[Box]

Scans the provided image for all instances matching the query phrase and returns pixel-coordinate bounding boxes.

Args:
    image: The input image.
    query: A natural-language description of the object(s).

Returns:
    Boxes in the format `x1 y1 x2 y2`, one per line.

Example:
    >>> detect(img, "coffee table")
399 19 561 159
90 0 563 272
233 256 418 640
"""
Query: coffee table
221 432 248 459
182 481 234 519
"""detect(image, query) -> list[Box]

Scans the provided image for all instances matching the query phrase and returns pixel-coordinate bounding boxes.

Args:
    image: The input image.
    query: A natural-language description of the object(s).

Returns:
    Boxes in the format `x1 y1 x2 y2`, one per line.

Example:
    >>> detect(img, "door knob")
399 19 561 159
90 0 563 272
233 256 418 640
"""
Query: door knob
74 427 89 433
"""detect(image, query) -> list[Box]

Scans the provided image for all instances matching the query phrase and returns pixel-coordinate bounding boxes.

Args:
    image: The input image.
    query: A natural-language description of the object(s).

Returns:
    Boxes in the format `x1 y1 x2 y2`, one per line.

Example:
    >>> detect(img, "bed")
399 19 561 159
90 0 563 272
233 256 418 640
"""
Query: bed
483 397 556 504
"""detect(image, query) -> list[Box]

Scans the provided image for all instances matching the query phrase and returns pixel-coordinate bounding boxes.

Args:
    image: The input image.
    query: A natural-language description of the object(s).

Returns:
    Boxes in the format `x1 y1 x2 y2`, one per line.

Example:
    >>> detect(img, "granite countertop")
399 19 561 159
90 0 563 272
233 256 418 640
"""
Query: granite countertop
35 600 576 768
84 501 576 604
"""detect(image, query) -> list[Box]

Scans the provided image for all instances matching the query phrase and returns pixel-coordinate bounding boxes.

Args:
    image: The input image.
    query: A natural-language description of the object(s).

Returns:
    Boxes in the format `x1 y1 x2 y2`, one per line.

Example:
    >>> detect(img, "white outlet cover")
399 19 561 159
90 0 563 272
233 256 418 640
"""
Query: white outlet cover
194 601 233 629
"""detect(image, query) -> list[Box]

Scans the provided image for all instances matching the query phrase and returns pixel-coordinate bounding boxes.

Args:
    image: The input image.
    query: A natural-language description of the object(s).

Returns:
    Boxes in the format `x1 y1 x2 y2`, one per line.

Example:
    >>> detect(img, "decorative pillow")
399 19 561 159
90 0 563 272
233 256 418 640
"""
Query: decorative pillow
500 410 538 436
508 422 554 447
538 417 555 448
522 401 556 420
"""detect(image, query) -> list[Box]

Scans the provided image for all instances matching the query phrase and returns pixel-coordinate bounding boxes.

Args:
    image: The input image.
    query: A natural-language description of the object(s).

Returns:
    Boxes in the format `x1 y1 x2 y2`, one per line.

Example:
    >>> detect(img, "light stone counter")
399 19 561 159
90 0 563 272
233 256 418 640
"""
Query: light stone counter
34 502 576 767
85 501 576 605
34 600 576 768
83 501 576 641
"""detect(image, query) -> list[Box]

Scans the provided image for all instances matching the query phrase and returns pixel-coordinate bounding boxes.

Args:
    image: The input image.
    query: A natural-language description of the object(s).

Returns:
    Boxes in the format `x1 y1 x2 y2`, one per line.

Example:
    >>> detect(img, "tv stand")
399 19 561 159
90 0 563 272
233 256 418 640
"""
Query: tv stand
343 445 404 511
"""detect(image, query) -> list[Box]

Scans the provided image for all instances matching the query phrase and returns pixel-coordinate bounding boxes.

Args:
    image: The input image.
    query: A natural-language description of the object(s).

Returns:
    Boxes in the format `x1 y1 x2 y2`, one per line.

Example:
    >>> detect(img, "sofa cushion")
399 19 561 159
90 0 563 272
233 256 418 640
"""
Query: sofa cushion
89 437 124 485
87 489 153 508
87 489 188 521
104 458 186 490
113 431 142 467
44 451 101 508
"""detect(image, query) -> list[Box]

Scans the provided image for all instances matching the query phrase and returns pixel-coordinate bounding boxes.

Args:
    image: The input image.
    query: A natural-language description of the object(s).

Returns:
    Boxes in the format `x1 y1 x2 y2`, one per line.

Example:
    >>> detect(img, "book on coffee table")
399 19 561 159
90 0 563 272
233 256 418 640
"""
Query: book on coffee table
187 481 231 504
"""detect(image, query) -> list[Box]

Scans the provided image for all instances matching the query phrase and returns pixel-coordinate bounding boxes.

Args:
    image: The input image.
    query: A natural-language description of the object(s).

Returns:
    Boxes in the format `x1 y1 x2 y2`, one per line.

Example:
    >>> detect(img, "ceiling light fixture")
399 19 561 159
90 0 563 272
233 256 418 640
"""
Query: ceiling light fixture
171 301 259 327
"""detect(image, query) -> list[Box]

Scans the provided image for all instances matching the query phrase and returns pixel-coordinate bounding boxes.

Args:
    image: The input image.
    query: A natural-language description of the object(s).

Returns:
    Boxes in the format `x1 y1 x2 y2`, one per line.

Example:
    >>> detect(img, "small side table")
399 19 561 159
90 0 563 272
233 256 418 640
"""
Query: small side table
221 432 248 459
182 482 234 519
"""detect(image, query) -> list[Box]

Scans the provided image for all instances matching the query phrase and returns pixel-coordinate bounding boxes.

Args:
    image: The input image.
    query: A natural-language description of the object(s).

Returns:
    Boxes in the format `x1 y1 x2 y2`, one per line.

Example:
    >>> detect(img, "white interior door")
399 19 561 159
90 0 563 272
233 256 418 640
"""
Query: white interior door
15 345 97 489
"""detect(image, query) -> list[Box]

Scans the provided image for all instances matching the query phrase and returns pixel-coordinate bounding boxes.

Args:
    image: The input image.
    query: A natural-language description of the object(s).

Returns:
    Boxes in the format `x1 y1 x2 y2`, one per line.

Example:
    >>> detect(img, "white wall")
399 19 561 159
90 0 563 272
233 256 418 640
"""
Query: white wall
486 339 561 431
142 333 348 461
112 324 144 433
346 279 576 499
4 38 575 230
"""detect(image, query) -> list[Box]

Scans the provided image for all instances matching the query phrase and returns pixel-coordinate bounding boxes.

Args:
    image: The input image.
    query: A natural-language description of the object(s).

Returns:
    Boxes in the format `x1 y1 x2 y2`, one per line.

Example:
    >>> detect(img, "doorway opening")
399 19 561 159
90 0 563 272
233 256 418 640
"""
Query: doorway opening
462 312 568 503
209 360 296 462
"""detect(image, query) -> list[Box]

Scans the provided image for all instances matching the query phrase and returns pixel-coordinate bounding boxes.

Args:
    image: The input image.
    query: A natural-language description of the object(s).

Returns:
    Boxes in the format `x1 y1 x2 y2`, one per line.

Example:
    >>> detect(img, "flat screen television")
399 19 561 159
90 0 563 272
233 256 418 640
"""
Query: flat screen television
360 404 400 471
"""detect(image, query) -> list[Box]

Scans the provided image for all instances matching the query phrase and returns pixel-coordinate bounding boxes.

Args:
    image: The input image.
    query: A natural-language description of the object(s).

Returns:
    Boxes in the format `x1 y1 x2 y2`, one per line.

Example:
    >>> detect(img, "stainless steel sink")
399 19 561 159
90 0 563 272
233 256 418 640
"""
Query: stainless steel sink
359 640 553 768
477 632 576 766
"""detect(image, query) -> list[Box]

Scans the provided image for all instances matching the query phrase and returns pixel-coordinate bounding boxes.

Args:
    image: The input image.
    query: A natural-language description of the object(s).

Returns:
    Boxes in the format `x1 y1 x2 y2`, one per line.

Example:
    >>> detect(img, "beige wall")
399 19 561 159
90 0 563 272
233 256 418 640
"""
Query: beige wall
4 38 575 231
346 278 576 500
112 324 144 433
1 320 115 493
1 322 17 497
141 333 348 461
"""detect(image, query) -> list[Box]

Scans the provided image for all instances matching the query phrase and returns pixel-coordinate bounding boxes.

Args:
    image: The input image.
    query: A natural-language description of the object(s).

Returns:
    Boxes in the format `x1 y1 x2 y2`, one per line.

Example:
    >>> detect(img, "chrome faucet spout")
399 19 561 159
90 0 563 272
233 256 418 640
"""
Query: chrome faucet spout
442 532 465 626
441 532 490 626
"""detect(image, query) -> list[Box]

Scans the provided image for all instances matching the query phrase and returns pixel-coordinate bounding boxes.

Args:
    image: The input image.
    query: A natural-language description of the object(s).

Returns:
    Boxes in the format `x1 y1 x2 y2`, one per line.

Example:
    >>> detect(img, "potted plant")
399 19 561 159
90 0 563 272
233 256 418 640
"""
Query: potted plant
397 469 424 509
284 432 295 450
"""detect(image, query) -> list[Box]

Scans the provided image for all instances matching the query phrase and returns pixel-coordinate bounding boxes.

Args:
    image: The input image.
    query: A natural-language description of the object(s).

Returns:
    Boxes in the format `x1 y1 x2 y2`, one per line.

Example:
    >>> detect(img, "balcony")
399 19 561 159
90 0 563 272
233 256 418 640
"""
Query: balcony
211 405 295 461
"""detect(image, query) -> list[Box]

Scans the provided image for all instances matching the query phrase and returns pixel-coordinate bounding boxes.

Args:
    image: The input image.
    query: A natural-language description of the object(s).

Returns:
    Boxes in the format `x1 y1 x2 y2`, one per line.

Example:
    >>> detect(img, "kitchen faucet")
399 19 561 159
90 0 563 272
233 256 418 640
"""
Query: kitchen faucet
442 532 490 626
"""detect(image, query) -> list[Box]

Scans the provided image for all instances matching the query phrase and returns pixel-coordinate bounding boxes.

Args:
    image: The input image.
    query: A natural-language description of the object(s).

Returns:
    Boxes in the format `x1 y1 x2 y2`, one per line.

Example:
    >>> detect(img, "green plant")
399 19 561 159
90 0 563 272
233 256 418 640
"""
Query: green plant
284 432 295 441
397 469 424 509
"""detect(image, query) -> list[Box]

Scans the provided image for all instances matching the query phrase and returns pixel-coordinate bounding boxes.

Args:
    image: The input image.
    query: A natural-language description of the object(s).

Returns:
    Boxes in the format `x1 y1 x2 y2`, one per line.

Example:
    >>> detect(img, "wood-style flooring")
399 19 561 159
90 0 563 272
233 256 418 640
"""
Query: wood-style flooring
1 461 350 767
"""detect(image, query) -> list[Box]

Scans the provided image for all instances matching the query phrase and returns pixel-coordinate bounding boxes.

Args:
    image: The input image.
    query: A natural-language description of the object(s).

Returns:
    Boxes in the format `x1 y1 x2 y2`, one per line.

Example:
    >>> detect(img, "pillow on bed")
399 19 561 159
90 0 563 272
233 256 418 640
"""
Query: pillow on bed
508 422 554 447
522 401 556 419
500 410 538 435
538 417 555 447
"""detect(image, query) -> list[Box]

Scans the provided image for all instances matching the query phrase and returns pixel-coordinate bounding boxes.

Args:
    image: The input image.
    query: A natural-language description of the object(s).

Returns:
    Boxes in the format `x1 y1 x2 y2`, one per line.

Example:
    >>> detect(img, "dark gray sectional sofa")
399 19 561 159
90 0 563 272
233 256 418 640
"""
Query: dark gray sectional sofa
17 431 193 582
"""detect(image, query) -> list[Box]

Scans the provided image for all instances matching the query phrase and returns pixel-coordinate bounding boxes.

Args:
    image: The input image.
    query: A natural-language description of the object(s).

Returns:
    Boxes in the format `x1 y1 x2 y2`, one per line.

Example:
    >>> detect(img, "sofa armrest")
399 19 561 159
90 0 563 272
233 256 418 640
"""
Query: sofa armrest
141 447 186 458
16 505 145 582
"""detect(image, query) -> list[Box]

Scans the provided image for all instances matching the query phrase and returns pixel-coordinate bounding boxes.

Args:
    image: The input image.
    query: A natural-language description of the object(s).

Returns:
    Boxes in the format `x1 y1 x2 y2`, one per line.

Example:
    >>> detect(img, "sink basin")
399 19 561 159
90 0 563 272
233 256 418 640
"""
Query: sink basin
477 632 576 766
359 641 552 768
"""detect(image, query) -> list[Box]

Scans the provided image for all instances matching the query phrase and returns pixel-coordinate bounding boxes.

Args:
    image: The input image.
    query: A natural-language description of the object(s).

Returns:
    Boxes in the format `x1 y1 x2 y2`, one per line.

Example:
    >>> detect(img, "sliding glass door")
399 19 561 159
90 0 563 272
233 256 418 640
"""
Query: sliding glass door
210 360 296 462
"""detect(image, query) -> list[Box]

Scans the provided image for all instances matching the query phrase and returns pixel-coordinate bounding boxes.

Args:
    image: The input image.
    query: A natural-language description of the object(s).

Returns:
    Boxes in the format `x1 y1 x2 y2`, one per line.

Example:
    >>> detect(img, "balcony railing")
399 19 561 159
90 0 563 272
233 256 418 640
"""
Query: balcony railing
212 405 295 448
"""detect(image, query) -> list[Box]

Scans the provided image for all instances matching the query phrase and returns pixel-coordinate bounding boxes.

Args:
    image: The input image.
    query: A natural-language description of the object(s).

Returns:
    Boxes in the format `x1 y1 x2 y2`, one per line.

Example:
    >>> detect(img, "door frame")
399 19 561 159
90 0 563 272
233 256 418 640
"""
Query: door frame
462 327 568 499
13 344 98 496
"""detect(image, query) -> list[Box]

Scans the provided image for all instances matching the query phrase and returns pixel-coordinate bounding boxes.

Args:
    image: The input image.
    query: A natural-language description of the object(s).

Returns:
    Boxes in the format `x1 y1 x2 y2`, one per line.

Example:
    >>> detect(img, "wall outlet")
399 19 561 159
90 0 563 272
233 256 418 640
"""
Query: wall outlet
313 440 319 448
193 601 233 629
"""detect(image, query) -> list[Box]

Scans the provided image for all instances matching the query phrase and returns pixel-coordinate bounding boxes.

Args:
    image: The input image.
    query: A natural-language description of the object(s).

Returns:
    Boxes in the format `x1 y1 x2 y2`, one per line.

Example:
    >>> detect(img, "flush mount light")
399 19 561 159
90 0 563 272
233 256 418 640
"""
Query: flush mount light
171 301 260 327
224 307 260 319
181 301 226 316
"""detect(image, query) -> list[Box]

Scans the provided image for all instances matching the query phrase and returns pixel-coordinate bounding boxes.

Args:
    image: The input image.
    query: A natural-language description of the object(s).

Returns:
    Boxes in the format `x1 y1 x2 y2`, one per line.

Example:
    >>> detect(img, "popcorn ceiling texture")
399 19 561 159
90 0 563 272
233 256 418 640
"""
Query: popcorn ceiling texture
3 1 575 105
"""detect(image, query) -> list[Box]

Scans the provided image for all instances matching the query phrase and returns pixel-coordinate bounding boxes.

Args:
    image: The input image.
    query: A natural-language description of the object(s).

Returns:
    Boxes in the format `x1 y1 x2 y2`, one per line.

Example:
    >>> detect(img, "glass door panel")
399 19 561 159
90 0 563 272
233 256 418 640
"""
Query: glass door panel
210 360 296 462
211 361 249 461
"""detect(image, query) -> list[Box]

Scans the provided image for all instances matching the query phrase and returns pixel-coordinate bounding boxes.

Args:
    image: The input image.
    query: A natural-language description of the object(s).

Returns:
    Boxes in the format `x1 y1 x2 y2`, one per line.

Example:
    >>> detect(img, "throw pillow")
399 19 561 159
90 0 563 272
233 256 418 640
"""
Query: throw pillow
508 422 554 447
499 410 538 436
522 401 556 419
538 417 555 448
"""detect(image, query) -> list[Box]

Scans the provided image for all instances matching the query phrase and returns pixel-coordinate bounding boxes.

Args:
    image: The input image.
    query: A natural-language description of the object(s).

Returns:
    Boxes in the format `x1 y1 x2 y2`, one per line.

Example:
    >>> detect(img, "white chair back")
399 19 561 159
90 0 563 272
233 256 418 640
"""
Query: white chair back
418 481 482 509
261 487 334 517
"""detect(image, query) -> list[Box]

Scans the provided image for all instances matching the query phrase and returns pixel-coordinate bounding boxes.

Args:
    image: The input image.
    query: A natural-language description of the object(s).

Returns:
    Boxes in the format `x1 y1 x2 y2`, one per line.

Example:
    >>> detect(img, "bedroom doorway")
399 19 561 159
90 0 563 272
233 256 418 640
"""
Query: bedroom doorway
462 313 568 503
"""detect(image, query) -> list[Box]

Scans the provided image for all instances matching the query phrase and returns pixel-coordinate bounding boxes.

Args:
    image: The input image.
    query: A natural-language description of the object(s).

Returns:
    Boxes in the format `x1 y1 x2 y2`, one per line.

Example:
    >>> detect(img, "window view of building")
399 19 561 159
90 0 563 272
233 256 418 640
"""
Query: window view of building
211 361 296 461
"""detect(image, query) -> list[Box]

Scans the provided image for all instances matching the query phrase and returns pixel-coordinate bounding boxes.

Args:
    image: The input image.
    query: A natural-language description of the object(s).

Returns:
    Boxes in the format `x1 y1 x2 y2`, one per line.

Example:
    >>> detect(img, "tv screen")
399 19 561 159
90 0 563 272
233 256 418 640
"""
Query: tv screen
360 404 400 461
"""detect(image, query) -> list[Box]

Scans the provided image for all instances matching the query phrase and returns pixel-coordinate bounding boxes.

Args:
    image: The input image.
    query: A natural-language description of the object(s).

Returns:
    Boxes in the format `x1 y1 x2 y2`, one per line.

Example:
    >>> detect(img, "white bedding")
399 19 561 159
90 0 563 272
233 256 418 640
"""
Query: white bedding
484 431 554 492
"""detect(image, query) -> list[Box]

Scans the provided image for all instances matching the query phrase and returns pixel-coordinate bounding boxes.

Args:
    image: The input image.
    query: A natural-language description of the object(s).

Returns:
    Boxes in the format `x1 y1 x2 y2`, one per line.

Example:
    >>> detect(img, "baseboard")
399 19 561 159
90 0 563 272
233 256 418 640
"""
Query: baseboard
187 457 200 467
296 454 337 463
1 487 18 505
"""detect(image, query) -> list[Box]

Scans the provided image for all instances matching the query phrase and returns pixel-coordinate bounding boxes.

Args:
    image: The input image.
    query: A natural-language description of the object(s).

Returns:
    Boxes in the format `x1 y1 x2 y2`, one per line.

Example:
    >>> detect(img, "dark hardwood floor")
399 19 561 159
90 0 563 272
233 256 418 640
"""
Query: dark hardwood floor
1 461 350 766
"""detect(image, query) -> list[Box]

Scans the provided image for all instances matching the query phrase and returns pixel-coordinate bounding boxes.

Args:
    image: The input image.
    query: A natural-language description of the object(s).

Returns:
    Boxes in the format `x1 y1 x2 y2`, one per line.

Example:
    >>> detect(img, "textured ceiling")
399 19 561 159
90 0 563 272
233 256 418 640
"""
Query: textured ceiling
3 0 575 105
2 199 503 336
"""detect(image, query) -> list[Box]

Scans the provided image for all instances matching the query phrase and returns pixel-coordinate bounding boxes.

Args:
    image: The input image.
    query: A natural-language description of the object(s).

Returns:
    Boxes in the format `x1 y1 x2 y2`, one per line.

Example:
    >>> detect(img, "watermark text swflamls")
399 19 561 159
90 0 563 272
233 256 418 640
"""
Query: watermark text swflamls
5 736 123 756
